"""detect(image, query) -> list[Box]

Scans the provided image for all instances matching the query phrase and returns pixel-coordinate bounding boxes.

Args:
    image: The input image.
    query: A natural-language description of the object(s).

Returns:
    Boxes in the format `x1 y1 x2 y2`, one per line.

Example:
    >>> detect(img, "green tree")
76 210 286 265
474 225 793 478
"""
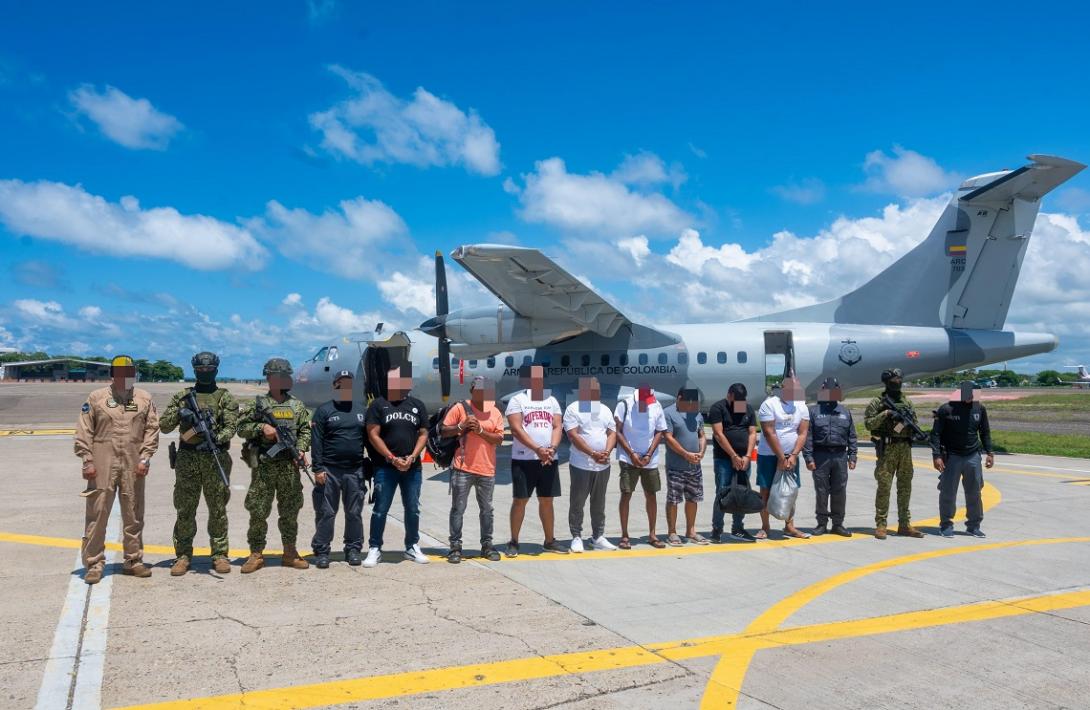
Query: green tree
994 370 1022 387
1036 370 1063 386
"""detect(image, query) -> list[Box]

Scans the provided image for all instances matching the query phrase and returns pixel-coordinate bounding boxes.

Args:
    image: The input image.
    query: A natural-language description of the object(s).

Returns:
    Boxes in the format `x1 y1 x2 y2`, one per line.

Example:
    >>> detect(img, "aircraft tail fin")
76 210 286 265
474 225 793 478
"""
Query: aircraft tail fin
754 155 1084 329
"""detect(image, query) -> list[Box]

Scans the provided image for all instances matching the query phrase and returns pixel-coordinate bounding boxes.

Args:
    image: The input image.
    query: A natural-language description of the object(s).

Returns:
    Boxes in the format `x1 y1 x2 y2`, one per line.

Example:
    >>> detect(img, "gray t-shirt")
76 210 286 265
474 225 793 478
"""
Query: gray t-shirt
663 404 704 472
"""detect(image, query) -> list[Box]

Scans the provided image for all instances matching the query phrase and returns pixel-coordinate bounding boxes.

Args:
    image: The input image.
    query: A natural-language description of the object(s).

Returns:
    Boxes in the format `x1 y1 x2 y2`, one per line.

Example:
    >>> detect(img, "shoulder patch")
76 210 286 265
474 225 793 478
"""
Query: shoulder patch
81 403 90 413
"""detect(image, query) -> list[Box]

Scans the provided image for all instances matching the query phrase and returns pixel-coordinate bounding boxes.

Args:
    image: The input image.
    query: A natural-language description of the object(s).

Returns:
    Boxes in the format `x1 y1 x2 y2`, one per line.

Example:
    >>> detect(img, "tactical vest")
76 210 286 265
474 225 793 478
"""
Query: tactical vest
179 387 229 451
252 395 298 457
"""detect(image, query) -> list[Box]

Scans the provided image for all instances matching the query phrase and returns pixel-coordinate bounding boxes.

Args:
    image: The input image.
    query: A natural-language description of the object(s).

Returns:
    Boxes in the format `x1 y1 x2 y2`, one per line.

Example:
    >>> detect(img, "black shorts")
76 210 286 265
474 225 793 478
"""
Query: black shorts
511 459 562 499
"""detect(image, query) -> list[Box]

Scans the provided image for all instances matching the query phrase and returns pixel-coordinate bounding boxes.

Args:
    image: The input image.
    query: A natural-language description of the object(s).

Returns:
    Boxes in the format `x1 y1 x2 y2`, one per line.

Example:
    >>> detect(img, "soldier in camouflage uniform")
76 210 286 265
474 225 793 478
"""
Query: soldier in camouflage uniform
864 368 924 540
237 358 313 573
159 352 239 576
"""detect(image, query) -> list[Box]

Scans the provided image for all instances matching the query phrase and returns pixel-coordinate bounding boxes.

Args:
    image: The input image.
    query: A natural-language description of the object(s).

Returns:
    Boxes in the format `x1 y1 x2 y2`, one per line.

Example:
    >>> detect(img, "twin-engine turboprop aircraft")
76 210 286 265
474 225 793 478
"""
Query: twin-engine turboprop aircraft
293 154 1084 412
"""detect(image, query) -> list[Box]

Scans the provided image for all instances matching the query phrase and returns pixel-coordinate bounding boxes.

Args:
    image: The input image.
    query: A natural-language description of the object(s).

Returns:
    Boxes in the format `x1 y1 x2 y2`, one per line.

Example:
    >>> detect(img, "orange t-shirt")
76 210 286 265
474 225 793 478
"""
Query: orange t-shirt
443 401 505 477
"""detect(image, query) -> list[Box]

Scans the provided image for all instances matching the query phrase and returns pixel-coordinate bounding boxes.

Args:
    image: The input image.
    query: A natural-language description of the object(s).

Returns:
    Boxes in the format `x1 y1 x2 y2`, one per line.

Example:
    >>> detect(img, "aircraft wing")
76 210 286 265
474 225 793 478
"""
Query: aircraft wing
451 244 630 337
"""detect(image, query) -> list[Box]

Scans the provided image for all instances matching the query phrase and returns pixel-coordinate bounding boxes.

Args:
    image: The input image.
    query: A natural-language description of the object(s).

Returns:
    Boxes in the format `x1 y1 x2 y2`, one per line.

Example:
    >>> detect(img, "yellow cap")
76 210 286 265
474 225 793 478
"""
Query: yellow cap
111 355 135 368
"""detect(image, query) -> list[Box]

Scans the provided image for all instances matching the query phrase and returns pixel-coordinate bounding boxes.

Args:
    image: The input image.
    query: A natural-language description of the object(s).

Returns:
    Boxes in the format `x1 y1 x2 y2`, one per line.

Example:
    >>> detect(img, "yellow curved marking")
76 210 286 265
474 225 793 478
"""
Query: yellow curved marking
698 535 1090 708
113 582 1090 709
0 532 283 559
0 428 76 437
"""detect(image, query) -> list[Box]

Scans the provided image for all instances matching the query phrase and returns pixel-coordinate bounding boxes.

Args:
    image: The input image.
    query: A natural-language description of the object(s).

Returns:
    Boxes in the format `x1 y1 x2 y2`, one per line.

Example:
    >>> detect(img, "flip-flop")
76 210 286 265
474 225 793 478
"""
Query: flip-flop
687 534 710 546
784 529 811 539
666 534 684 546
648 538 667 549
755 529 769 540
618 537 632 550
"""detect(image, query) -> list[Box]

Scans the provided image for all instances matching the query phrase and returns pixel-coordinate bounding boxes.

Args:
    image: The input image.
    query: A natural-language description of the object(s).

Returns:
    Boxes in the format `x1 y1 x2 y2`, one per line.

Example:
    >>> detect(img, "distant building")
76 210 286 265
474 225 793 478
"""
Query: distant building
0 358 113 382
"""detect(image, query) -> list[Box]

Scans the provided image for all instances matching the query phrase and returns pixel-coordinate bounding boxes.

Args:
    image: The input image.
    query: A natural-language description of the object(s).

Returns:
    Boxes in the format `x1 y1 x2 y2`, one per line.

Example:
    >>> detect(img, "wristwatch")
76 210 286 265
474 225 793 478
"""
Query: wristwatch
139 458 150 467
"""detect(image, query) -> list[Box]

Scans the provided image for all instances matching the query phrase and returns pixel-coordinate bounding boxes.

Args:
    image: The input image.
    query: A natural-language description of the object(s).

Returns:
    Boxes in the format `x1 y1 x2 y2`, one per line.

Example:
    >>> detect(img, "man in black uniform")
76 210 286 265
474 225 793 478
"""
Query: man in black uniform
310 370 368 568
363 365 429 567
803 377 857 537
930 381 994 538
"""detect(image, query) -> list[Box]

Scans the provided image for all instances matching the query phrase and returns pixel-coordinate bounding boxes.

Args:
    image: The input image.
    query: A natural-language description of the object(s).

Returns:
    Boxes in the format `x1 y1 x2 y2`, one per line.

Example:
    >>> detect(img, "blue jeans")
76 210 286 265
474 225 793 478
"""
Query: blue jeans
712 459 751 534
368 465 422 550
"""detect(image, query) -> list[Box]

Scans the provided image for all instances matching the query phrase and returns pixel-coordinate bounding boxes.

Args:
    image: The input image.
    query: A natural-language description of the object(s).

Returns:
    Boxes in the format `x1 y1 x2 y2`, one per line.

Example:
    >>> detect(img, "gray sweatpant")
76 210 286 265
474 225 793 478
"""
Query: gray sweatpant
569 465 610 539
939 452 984 530
448 469 495 548
811 449 849 527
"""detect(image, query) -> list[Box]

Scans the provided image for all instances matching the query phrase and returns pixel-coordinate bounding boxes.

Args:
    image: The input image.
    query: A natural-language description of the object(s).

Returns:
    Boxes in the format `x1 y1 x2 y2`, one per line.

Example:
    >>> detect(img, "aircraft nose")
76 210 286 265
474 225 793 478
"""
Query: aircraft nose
419 315 445 336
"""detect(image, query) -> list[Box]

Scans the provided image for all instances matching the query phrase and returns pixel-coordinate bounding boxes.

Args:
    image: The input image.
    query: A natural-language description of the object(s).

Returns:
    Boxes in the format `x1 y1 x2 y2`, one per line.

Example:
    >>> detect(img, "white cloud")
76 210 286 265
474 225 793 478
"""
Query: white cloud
307 0 338 24
666 228 755 274
616 235 651 265
69 85 183 150
862 146 961 197
687 142 707 159
771 178 826 205
375 254 494 317
282 293 303 306
78 305 102 319
378 271 437 315
0 179 268 270
309 66 501 175
13 299 80 330
611 152 686 190
249 196 408 279
511 156 692 237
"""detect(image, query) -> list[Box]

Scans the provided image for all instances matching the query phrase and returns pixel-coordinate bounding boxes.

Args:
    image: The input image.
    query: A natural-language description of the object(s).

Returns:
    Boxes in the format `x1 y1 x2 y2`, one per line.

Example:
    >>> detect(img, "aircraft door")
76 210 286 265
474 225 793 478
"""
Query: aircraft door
361 337 410 402
763 330 795 394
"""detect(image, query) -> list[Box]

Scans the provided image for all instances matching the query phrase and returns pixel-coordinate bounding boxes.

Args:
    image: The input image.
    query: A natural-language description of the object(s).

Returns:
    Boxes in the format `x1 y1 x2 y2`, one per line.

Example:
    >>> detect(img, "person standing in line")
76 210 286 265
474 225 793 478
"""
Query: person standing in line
707 383 758 543
563 377 618 552
931 381 994 538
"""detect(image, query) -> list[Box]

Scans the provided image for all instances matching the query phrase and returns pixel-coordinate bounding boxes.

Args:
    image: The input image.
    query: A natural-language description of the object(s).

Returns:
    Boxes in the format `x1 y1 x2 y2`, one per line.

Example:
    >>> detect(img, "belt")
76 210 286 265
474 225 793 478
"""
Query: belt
813 445 846 452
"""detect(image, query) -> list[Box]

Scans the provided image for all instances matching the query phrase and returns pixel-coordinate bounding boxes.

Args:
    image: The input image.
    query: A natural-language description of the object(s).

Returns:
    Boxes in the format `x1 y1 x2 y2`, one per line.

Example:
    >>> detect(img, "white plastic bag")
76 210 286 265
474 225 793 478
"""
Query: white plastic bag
767 469 799 520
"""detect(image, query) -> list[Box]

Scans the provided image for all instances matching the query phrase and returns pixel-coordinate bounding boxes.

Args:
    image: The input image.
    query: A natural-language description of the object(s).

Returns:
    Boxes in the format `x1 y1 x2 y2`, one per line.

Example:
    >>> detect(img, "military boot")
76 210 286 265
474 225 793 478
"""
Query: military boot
281 545 310 570
84 566 103 585
212 557 231 574
241 551 264 574
122 561 152 578
170 556 190 577
874 525 887 540
897 525 925 538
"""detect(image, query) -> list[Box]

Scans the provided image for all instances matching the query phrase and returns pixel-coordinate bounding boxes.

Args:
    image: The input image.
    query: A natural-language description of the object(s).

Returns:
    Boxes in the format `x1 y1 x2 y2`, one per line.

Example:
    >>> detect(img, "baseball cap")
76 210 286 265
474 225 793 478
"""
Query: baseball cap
639 387 656 405
334 370 353 381
470 375 486 390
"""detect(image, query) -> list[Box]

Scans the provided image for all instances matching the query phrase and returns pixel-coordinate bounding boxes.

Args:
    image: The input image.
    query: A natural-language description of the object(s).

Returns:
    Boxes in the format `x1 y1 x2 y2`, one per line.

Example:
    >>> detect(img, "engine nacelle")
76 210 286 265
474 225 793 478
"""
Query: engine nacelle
443 306 584 358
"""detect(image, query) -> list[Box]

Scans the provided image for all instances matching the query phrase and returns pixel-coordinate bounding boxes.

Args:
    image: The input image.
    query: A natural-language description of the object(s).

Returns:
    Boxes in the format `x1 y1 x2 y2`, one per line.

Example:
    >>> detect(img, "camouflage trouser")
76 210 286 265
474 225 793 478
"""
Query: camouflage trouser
173 448 232 559
874 439 914 526
245 460 304 551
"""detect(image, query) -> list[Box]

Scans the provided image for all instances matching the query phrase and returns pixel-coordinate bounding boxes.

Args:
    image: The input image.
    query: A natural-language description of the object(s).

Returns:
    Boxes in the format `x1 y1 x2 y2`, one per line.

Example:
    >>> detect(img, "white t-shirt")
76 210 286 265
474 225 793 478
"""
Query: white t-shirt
505 390 562 461
757 396 810 456
563 401 617 472
613 396 668 468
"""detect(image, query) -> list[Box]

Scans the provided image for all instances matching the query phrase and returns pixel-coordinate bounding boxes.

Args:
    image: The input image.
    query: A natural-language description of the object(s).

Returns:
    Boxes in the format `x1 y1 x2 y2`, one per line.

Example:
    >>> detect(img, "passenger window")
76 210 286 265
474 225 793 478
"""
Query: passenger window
505 356 514 367
717 352 727 364
561 355 570 367
487 357 495 368
432 357 439 369
601 354 610 366
581 354 590 367
697 352 707 365
678 352 688 365
469 360 478 369
658 353 667 365
619 354 629 366
638 353 648 365
451 357 458 367
522 355 532 366
737 351 747 364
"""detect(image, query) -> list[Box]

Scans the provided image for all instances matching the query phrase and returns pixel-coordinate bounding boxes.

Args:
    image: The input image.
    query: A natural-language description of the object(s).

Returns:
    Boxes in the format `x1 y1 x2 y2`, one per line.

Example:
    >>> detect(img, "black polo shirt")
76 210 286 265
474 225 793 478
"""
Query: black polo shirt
706 399 756 459
365 396 428 463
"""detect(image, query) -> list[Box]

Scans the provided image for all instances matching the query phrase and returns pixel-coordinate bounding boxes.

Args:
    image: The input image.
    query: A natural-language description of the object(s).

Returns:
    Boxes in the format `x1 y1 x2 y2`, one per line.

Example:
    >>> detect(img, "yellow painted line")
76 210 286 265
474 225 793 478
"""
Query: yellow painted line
113 584 1090 710
698 535 1090 708
0 480 1001 565
857 452 1083 481
0 428 76 437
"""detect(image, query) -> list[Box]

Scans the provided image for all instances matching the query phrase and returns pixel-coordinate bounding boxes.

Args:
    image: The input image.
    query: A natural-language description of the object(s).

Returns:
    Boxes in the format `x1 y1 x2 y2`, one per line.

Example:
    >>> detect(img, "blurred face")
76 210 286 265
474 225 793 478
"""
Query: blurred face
112 365 136 392
637 384 653 413
960 382 974 403
472 378 496 409
818 385 843 402
268 374 292 394
780 376 802 401
334 377 353 401
678 389 699 413
577 377 600 412
387 366 412 400
519 365 545 401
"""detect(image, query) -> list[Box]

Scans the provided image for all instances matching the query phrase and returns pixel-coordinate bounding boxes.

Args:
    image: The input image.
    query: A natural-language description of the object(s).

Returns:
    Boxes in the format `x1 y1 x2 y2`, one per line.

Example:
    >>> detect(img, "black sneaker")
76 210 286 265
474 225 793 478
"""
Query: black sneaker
812 524 828 536
731 530 757 543
315 554 330 569
481 545 501 562
939 526 955 538
505 541 519 558
542 539 570 554
967 528 986 538
710 529 723 543
346 550 362 566
830 525 852 537
447 548 462 564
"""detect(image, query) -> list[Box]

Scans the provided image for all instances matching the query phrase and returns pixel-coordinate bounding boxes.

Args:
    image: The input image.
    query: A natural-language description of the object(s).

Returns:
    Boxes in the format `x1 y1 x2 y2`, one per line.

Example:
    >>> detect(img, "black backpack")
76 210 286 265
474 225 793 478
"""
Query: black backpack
425 401 472 469
717 469 765 515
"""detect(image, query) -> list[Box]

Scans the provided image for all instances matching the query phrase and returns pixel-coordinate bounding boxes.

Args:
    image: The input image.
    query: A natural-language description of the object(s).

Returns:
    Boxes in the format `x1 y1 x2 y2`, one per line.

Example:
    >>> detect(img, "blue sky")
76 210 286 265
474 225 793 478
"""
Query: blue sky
2 1 1089 376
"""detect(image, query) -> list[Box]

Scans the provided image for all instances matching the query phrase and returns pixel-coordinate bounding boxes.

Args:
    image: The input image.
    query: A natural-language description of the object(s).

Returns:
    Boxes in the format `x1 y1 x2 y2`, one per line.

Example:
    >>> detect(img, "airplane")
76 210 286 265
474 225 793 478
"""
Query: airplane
1064 365 1090 389
293 154 1085 414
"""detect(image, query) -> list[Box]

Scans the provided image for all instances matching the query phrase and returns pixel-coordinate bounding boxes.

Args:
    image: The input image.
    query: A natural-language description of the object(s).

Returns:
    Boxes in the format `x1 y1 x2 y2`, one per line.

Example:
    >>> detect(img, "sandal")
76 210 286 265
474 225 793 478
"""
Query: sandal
784 529 811 539
755 529 769 540
666 533 684 546
618 537 632 550
648 537 667 549
687 534 710 546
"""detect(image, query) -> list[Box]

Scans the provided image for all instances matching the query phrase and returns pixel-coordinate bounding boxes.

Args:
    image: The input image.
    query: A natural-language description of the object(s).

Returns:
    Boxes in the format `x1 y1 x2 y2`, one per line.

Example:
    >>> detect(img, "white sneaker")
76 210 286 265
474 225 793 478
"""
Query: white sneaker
362 548 381 568
591 536 618 551
570 537 584 553
405 544 430 564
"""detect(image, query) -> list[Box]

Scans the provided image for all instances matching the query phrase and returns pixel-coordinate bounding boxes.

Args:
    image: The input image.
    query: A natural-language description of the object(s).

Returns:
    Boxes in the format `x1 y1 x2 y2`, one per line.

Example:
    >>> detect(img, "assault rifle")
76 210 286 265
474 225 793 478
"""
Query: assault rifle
880 393 929 444
183 390 230 488
256 401 315 485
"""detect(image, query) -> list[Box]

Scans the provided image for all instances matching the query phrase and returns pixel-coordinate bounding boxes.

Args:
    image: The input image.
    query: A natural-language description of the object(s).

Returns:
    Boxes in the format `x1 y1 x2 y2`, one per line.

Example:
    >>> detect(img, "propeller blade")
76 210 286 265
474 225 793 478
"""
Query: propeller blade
435 250 449 318
438 338 451 402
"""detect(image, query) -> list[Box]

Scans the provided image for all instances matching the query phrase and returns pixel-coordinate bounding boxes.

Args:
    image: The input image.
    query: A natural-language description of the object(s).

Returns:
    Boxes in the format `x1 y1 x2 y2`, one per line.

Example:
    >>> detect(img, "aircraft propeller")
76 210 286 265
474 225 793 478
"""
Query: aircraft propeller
419 250 452 402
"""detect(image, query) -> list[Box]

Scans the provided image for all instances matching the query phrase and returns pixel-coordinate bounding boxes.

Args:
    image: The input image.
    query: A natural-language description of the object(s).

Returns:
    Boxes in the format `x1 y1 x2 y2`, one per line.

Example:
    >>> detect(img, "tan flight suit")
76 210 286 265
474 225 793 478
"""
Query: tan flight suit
74 387 160 570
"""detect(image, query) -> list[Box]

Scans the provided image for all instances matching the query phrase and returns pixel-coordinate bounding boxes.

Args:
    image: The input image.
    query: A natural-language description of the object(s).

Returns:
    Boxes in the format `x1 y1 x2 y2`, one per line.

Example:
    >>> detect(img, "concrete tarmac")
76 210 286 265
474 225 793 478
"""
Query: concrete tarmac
2 383 1090 709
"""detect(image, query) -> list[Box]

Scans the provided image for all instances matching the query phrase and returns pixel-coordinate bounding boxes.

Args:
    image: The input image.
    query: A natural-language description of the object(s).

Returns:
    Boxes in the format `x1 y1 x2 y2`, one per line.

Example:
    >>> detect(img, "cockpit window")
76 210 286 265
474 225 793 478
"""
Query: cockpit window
313 347 329 362
326 346 339 361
